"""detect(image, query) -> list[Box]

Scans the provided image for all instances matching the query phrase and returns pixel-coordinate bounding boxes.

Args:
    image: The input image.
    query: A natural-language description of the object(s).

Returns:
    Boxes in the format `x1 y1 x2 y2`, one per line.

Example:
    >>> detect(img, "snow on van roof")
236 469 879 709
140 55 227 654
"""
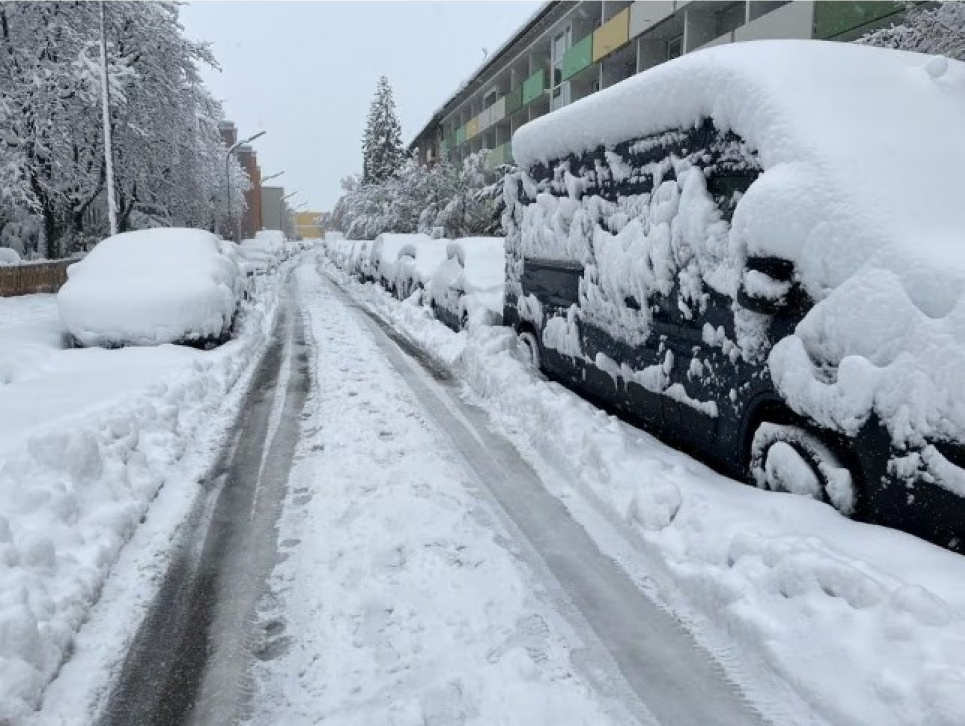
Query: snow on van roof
513 40 965 285
512 40 965 450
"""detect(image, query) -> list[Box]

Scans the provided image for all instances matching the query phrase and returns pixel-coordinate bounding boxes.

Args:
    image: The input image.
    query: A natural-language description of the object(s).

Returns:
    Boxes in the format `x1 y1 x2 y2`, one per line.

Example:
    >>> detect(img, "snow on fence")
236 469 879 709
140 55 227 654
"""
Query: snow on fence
0 259 73 297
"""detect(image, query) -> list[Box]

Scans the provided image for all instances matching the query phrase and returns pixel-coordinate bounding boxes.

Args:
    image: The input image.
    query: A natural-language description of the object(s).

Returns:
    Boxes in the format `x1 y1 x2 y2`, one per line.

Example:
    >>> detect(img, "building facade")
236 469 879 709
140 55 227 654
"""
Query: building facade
410 1 906 168
261 186 286 232
294 212 323 239
218 120 264 241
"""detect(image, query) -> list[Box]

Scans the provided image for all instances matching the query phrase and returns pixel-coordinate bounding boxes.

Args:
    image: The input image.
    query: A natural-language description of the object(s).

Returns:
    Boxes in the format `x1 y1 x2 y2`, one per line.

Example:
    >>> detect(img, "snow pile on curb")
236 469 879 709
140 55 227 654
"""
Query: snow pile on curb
0 269 284 721
321 255 965 726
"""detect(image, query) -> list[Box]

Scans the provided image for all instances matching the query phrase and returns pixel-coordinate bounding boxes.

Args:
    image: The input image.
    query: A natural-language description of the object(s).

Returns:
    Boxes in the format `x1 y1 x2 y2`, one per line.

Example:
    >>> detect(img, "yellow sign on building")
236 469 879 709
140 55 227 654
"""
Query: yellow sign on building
294 211 322 239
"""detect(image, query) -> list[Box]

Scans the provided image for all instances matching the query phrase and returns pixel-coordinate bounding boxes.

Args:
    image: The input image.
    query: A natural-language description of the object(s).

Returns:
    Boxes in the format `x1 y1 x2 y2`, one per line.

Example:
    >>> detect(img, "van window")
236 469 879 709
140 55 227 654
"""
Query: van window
522 259 583 308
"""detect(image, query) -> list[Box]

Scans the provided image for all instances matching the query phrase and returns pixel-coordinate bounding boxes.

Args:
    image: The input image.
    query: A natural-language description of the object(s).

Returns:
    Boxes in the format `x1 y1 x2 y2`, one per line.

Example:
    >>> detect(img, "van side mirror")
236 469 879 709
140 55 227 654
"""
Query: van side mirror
738 256 795 316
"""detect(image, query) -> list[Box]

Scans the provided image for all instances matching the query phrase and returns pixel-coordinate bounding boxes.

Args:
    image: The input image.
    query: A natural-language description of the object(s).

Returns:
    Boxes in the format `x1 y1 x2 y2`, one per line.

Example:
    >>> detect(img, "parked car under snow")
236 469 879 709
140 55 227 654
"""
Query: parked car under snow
428 237 505 331
58 228 245 348
369 233 431 293
392 238 449 301
505 40 965 551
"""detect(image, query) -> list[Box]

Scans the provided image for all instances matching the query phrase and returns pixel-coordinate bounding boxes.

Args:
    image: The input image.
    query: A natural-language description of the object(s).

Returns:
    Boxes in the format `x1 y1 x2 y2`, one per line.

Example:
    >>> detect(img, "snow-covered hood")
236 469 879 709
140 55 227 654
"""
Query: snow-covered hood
513 40 965 449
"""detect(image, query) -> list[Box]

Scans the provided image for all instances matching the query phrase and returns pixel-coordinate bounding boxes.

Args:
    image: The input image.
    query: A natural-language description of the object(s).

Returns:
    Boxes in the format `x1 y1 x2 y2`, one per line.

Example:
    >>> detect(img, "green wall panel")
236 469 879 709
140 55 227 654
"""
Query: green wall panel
562 35 594 81
814 1 902 40
522 69 545 106
504 84 523 115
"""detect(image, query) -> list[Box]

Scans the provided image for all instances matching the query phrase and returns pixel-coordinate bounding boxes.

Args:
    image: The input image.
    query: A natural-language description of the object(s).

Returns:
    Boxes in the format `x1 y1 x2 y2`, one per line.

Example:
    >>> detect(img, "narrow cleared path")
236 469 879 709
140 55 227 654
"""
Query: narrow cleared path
98 278 311 726
320 268 765 726
98 258 769 725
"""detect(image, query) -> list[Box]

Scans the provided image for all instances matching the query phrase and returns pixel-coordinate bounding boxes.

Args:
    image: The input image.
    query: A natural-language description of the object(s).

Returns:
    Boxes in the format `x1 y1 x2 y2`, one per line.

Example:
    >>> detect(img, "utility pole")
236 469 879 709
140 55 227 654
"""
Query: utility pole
99 1 117 237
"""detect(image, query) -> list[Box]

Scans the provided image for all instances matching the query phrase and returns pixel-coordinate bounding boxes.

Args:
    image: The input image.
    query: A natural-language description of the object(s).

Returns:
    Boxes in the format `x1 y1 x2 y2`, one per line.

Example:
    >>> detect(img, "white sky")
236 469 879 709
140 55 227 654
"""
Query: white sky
180 1 542 213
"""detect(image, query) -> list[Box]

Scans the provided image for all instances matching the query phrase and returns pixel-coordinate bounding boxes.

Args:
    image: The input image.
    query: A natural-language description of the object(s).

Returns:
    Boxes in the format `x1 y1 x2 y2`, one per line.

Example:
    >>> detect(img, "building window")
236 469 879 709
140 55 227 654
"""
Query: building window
483 88 498 108
667 35 683 60
550 26 572 111
715 2 746 37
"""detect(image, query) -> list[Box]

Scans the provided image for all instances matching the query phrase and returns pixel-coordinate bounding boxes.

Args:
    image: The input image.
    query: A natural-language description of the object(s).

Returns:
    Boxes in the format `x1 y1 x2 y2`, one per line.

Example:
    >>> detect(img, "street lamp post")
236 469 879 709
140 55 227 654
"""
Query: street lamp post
280 191 296 239
225 130 266 242
99 1 117 237
261 171 284 184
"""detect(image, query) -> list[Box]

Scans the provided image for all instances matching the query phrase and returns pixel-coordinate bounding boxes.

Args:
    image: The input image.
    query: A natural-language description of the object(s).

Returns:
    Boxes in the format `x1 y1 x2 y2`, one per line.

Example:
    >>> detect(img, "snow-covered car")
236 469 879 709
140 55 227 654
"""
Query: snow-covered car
349 239 374 282
428 237 505 331
58 228 244 348
505 40 965 551
369 233 430 293
392 238 448 300
239 237 278 275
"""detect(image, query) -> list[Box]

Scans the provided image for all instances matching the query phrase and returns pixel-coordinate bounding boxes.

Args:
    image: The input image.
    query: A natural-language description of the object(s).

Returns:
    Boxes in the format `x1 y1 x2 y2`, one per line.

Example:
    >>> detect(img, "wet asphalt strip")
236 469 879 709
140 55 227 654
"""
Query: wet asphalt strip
324 273 767 726
98 280 311 726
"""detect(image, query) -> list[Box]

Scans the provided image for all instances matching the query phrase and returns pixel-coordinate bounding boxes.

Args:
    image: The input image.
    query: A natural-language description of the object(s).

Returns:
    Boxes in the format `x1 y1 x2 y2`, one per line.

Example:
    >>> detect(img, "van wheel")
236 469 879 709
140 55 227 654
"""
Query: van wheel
750 423 856 515
517 329 542 371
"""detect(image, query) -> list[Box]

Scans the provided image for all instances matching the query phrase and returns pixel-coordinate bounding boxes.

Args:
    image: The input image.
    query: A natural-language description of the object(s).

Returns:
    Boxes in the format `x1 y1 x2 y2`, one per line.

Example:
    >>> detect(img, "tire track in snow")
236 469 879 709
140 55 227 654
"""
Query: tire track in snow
323 271 767 726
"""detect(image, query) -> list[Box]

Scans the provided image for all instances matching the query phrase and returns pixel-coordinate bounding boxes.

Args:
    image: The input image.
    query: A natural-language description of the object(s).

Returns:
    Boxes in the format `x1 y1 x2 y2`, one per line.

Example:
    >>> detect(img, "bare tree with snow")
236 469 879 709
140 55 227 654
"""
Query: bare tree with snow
858 1 965 59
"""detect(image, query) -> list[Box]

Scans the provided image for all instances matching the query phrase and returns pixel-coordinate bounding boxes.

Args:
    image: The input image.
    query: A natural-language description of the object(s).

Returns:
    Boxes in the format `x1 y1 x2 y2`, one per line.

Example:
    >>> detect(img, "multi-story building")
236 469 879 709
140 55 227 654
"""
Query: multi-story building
219 120 264 240
261 186 287 232
410 1 906 168
294 212 323 239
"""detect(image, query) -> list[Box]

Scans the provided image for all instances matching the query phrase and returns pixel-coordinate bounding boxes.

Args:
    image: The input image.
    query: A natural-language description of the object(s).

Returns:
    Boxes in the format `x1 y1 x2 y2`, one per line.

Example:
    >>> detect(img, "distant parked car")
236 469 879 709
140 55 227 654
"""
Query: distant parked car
428 237 505 331
369 233 431 293
393 238 449 300
58 228 244 348
505 40 965 551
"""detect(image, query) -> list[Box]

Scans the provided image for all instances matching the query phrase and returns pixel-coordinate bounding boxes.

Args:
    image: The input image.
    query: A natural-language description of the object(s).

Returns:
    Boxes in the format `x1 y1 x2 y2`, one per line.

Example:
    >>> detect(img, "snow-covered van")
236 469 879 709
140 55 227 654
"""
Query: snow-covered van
504 40 965 551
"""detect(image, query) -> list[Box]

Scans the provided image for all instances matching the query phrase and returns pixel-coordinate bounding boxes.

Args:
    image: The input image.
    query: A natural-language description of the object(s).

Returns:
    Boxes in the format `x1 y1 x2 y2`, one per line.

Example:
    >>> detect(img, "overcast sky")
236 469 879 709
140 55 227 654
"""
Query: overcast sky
180 2 542 213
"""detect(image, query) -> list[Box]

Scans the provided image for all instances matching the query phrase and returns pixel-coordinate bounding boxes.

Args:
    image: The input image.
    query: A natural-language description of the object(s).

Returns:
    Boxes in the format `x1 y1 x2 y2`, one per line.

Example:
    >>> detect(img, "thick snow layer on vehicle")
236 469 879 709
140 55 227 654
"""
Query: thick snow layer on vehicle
58 228 243 348
323 255 965 726
370 233 431 287
428 237 506 327
0 247 22 265
393 238 448 298
511 40 965 449
254 229 286 252
0 273 284 721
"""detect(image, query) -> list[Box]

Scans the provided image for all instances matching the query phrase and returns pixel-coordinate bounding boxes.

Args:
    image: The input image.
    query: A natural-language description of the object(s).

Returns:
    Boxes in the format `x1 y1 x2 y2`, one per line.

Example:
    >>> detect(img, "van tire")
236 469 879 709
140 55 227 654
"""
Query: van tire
518 329 543 372
750 422 856 515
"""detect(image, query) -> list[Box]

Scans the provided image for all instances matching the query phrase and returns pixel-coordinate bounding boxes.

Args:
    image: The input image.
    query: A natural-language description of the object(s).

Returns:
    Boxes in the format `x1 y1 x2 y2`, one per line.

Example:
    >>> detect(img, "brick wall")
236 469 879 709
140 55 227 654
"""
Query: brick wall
0 260 73 297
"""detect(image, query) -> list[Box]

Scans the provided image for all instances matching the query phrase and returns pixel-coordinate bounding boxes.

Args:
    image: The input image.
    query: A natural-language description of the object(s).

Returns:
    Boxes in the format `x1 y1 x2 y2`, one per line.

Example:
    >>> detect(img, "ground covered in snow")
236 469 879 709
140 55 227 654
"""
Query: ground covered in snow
246 262 624 725
0 263 286 722
321 252 965 726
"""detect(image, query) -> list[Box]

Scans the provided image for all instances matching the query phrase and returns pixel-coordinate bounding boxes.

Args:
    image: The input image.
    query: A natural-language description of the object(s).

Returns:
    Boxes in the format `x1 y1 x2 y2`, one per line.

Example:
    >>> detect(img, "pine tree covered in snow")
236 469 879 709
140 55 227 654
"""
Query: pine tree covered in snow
858 1 965 59
361 76 406 184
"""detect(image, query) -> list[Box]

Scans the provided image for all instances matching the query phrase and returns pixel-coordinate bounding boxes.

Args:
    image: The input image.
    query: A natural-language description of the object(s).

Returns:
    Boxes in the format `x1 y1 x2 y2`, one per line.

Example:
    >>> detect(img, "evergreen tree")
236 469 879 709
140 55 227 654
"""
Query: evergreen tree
361 76 406 184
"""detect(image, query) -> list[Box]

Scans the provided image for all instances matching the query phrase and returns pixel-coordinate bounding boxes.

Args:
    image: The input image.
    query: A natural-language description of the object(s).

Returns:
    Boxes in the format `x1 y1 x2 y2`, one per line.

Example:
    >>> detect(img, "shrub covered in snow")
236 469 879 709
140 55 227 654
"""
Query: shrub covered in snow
506 39 965 549
58 228 244 348
0 247 22 265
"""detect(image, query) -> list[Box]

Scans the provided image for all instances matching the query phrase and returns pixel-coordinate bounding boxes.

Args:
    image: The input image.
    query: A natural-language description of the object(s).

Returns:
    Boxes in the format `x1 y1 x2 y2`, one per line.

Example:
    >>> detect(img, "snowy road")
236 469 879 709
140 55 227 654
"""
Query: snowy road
98 258 765 724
